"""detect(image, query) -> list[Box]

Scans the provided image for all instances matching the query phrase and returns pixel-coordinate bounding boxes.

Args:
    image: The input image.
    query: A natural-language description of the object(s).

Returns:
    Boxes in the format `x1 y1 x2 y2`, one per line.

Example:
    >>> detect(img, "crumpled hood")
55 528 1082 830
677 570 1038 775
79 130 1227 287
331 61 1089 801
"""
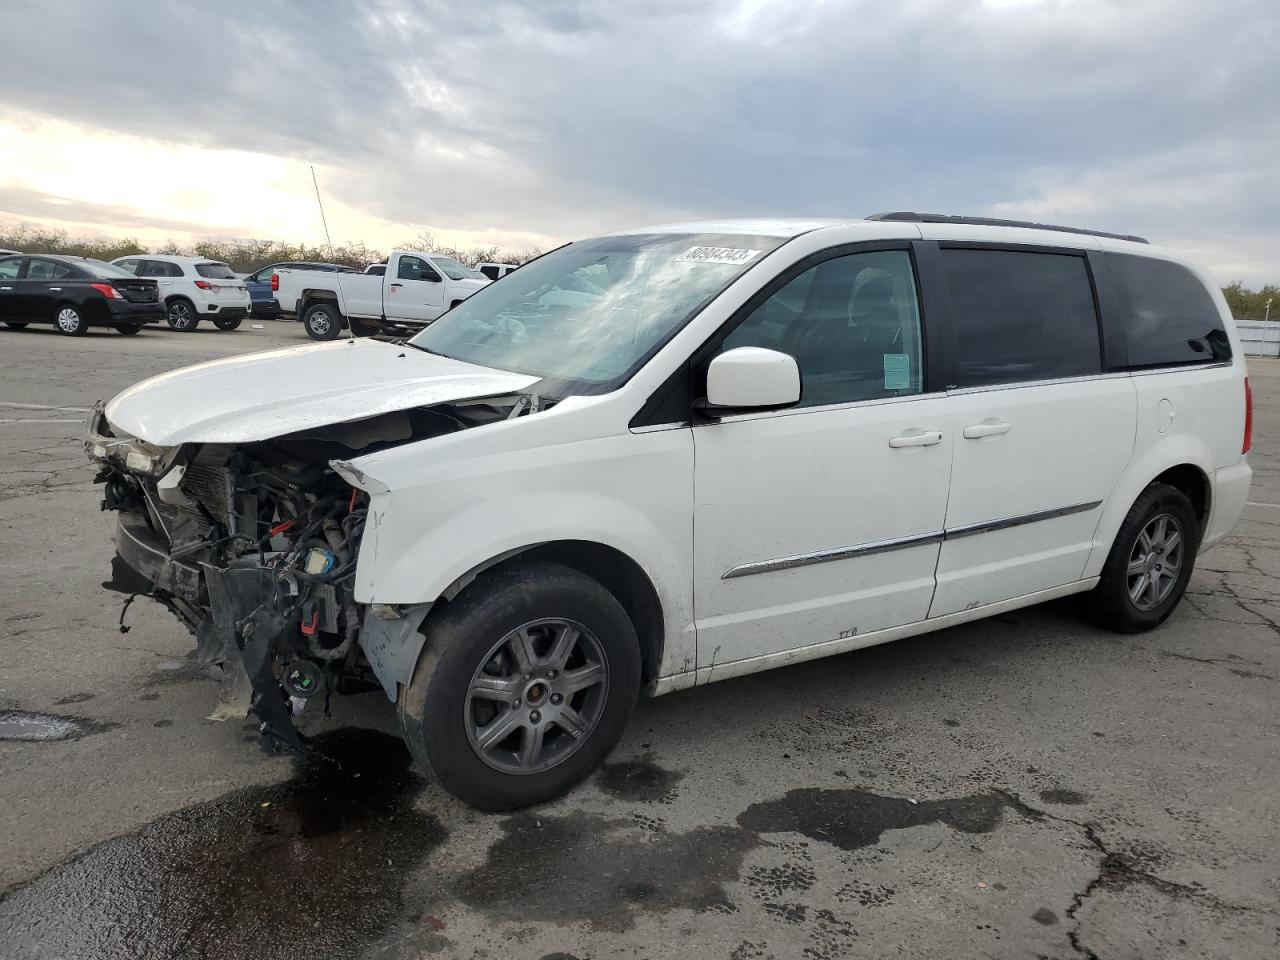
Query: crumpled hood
105 338 538 445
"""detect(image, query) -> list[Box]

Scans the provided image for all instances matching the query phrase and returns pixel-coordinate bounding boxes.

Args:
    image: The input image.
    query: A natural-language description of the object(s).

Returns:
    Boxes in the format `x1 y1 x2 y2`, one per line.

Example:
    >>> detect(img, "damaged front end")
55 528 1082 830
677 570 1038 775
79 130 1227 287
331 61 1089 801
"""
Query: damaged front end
85 393 528 751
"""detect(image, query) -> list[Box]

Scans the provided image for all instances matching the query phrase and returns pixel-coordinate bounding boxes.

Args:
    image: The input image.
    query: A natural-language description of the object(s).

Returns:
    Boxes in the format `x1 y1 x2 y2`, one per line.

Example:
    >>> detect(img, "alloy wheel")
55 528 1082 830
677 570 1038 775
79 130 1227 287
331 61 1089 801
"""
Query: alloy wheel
168 302 194 329
464 618 609 775
56 308 81 333
1126 512 1184 611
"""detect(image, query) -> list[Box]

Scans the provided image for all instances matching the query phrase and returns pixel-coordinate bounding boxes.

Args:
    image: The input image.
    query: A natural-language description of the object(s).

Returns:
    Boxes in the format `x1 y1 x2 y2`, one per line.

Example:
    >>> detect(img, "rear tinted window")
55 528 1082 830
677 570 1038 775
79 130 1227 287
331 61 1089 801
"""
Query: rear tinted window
941 248 1101 388
195 262 236 279
141 260 184 277
1106 253 1231 366
80 259 135 279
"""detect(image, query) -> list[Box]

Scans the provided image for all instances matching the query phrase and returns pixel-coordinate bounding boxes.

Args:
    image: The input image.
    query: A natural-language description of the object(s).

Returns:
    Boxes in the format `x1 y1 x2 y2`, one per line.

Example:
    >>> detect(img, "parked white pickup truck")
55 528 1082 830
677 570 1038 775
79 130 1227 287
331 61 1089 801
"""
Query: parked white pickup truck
273 250 490 340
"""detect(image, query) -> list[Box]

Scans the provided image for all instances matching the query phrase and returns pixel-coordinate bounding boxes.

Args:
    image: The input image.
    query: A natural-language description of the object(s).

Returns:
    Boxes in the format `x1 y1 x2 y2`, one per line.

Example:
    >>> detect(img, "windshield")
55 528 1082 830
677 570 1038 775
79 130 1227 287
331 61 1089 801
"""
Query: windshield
429 256 481 281
195 262 236 279
409 233 785 392
79 259 136 279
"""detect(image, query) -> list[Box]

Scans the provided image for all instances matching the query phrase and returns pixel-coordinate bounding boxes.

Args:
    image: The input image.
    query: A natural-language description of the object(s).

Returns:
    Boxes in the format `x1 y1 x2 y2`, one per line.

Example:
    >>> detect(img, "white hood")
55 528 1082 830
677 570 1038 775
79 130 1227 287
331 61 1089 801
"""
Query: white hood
105 338 538 445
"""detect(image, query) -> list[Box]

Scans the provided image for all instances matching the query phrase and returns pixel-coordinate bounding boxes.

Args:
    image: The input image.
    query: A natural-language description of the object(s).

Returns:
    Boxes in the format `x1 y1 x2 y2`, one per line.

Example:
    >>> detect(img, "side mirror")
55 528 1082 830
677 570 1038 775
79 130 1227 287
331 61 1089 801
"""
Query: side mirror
704 347 801 413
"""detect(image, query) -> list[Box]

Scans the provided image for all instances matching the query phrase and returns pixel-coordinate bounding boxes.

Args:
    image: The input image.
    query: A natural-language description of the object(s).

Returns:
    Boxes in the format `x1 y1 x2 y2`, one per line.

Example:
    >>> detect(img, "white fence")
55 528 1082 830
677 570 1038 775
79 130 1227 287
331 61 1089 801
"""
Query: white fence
1237 320 1280 358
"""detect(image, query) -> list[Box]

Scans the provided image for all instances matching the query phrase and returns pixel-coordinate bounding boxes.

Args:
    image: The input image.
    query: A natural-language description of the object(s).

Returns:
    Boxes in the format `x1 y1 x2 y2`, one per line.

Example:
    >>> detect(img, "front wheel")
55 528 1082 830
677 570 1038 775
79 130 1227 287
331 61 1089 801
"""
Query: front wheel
166 299 199 331
399 561 640 810
1089 482 1200 632
212 315 243 331
114 324 143 335
302 302 342 341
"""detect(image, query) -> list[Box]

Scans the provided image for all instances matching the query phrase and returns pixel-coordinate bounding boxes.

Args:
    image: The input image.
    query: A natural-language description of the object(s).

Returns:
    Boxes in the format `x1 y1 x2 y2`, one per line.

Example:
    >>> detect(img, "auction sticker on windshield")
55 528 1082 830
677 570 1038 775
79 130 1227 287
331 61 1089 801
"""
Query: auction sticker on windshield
674 246 762 265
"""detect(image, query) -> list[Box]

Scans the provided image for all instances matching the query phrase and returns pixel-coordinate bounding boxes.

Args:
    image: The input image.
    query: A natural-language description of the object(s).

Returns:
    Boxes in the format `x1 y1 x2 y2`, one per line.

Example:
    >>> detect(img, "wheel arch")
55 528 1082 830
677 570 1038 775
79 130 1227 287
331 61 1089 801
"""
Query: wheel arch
299 293 347 328
1084 438 1217 579
436 539 666 688
1150 463 1211 536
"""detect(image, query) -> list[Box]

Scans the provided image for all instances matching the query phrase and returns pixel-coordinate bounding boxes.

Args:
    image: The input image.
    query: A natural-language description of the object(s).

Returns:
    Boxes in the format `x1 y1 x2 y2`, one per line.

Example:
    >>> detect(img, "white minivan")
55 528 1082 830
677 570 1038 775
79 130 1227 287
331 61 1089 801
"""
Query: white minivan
87 214 1251 809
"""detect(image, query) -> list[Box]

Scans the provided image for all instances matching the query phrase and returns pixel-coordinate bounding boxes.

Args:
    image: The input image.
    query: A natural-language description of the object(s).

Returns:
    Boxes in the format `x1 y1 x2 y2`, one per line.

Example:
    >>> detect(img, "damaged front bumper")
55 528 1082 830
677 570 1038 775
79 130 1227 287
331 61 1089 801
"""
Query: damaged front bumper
89 405 388 752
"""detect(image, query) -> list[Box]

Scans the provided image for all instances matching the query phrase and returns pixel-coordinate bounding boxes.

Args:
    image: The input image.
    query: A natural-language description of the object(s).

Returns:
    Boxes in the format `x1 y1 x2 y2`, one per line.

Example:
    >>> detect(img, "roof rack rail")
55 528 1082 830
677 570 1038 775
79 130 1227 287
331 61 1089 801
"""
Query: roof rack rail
866 211 1148 245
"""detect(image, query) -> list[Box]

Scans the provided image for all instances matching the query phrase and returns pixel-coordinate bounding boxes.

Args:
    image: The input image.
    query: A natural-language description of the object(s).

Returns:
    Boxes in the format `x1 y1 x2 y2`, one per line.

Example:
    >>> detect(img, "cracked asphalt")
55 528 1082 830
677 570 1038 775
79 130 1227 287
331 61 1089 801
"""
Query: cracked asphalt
0 321 1277 959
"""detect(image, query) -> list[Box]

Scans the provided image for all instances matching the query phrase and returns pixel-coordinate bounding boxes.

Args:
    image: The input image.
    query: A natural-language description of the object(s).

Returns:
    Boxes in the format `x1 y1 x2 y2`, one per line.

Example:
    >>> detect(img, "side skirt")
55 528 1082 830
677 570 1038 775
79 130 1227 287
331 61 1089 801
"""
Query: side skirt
647 577 1099 696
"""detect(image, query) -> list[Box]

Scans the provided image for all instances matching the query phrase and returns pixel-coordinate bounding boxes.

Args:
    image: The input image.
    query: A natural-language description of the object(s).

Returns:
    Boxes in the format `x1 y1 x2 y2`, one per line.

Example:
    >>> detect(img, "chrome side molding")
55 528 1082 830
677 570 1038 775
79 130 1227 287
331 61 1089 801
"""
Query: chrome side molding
722 500 1103 579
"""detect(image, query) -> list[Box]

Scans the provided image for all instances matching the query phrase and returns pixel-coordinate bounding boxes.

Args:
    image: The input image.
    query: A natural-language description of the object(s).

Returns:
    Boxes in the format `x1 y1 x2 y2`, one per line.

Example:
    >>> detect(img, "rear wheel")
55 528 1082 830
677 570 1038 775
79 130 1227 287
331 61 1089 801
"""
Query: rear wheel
4 322 28 330
1089 482 1199 632
54 304 89 336
303 302 342 341
212 315 243 331
166 298 199 331
399 561 640 810
114 324 143 335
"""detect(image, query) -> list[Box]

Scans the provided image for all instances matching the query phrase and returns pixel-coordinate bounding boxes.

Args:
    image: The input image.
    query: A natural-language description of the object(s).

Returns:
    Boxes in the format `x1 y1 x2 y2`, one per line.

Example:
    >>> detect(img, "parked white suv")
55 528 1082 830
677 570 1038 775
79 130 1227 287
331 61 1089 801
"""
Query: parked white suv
87 213 1251 809
112 255 251 331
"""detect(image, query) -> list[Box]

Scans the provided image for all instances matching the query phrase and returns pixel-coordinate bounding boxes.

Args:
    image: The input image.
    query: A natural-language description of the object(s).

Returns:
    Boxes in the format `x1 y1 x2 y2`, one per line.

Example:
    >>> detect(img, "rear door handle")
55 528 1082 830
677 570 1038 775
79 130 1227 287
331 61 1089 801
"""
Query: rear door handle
389 283 402 288
0 286 11 291
889 429 943 448
962 420 1011 439
47 286 62 291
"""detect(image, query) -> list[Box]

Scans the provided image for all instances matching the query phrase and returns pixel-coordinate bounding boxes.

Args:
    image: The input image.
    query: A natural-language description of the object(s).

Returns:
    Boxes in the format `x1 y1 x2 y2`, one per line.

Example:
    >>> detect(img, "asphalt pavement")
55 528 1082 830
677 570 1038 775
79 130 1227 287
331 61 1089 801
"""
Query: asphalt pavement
0 319 1277 959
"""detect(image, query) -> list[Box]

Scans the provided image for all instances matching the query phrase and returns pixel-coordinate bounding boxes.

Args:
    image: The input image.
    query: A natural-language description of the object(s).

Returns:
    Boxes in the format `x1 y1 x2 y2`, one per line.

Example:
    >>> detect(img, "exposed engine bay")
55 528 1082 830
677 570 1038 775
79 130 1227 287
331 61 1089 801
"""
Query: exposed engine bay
85 394 536 750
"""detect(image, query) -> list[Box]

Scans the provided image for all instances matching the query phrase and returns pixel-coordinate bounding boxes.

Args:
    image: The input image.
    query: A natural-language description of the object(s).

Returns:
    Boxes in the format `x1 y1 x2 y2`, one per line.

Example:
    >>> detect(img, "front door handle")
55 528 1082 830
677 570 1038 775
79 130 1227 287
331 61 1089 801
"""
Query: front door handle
389 282 403 288
0 286 11 291
889 429 943 448
962 420 1011 439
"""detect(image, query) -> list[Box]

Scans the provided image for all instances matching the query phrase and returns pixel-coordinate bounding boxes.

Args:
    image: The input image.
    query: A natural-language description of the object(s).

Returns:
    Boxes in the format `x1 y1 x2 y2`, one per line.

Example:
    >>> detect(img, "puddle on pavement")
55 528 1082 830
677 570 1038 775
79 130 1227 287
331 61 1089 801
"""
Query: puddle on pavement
0 710 108 742
595 754 683 803
736 787 1016 852
1 732 1029 955
0 728 446 960
445 811 759 933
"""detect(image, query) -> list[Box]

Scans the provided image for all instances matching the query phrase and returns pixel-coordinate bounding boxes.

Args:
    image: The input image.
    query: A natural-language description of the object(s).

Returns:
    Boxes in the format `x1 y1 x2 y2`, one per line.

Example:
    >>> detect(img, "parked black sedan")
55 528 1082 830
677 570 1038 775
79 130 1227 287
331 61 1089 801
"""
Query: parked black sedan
0 254 164 335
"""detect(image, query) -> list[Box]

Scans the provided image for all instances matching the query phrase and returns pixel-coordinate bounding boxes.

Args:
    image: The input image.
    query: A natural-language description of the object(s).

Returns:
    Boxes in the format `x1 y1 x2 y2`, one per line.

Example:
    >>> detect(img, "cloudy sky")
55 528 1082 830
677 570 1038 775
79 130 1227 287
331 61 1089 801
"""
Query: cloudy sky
1 0 1277 282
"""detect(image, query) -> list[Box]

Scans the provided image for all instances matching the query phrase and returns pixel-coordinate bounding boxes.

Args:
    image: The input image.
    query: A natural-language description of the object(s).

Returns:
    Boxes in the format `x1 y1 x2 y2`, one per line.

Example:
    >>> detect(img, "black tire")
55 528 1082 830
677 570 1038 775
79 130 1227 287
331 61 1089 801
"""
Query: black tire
166 298 199 331
114 324 143 335
399 561 641 810
212 315 243 331
302 302 343 341
54 304 89 336
1089 482 1200 632
4 322 28 330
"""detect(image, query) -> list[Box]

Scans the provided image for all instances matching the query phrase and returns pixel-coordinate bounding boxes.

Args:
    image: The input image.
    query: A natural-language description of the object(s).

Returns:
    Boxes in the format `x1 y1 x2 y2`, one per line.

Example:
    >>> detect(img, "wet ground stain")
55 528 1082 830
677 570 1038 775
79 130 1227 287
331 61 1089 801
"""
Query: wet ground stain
1038 788 1089 805
144 657 222 687
595 754 683 803
0 728 445 960
736 787 1014 851
445 812 759 932
52 692 94 706
0 710 115 742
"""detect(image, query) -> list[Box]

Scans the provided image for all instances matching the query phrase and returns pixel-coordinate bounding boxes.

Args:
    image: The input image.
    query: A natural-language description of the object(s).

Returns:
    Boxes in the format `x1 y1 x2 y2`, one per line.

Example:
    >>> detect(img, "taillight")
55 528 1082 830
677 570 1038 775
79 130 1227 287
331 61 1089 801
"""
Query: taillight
270 273 279 292
90 282 121 299
193 280 213 290
1243 377 1253 455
